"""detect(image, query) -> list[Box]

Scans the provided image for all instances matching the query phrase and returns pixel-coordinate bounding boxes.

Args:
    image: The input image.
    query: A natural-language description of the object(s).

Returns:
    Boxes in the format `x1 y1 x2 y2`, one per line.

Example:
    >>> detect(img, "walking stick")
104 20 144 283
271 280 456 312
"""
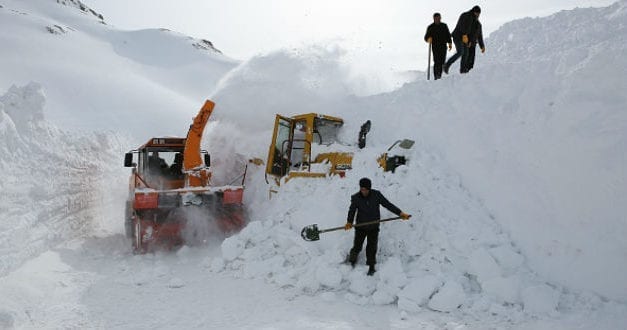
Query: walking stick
301 216 409 242
427 42 432 80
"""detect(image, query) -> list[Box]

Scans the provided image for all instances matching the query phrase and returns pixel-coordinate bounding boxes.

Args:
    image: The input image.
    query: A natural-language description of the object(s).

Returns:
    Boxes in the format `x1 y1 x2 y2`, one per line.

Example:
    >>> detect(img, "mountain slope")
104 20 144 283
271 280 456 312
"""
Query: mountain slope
0 0 237 140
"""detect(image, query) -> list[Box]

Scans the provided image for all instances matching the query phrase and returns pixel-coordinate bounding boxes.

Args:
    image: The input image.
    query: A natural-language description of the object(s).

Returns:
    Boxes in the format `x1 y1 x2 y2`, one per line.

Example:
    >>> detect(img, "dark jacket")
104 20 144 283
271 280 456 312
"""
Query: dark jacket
451 9 478 40
470 20 484 49
424 22 452 45
347 189 402 230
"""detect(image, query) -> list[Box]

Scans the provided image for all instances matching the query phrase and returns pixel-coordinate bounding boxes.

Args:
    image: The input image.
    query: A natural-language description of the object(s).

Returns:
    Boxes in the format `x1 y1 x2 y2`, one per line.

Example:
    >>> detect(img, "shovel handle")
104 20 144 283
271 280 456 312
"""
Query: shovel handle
301 215 412 241
319 216 404 234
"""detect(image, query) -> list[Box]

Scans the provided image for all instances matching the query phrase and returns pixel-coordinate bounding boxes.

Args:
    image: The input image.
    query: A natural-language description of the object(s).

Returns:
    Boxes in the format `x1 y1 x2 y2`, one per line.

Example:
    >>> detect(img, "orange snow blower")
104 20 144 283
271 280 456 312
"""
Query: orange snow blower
123 100 247 253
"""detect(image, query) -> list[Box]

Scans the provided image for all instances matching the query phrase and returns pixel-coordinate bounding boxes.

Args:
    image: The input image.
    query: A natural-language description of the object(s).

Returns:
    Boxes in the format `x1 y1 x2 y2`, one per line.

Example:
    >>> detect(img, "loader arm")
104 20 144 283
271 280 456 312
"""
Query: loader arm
183 99 215 187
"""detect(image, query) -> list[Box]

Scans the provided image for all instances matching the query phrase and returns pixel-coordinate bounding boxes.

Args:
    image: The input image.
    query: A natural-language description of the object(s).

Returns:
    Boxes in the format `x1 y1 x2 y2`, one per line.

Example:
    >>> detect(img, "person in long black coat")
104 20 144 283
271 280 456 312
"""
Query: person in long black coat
345 178 411 275
444 5 481 74
424 12 452 80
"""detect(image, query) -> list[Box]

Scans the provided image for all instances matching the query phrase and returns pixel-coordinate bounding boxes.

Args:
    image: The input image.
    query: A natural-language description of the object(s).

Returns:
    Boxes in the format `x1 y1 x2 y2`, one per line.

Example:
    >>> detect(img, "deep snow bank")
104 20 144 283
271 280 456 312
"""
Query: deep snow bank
0 83 128 276
202 0 627 315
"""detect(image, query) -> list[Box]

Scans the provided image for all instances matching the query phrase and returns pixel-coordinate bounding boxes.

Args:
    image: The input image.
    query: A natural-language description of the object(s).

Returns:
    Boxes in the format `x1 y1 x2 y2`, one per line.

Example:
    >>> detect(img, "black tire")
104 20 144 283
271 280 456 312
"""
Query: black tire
132 217 144 254
125 200 133 238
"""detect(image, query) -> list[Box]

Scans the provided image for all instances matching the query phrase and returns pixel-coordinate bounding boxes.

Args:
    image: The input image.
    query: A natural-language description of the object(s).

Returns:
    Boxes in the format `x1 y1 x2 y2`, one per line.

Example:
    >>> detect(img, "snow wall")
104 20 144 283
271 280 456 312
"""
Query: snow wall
0 83 128 276
205 1 627 304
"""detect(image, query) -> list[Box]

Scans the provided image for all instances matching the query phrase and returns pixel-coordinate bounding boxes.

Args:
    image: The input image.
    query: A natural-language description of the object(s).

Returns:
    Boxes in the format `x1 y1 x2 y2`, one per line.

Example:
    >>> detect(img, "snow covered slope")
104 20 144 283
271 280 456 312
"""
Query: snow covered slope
0 0 237 140
206 0 627 306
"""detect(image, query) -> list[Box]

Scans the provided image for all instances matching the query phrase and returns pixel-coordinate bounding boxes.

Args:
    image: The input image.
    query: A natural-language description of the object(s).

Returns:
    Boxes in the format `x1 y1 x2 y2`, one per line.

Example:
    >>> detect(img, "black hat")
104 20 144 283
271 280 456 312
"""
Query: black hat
433 12 441 18
359 177 372 190
472 5 481 13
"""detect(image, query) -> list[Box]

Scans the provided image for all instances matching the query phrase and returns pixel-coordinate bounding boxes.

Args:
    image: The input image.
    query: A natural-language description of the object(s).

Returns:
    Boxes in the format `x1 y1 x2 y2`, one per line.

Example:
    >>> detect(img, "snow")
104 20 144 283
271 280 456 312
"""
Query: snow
1 0 627 329
428 280 466 312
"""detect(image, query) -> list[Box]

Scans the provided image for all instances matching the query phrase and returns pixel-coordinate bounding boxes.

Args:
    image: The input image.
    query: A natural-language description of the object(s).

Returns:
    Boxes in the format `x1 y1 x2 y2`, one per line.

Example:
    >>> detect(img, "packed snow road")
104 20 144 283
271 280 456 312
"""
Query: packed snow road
0 234 431 329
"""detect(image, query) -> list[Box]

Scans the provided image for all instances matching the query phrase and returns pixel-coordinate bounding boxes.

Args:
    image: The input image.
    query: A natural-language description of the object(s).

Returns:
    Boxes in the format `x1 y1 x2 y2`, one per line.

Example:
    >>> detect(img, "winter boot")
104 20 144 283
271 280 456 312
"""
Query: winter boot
443 63 449 74
345 254 356 268
367 265 376 276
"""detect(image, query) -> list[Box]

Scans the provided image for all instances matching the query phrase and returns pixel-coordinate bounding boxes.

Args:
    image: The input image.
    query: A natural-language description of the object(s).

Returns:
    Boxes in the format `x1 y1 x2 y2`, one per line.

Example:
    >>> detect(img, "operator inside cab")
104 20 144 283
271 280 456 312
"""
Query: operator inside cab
148 151 168 176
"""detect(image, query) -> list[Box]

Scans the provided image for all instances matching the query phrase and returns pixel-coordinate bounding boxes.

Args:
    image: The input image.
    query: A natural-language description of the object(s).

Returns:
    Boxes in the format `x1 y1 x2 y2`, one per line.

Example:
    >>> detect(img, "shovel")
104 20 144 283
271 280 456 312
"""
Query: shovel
301 216 408 242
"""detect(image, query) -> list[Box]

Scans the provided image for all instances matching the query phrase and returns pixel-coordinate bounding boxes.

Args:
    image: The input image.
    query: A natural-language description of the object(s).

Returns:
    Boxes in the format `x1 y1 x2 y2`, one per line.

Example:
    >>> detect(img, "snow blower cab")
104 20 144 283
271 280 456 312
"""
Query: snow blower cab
124 100 246 253
264 113 414 186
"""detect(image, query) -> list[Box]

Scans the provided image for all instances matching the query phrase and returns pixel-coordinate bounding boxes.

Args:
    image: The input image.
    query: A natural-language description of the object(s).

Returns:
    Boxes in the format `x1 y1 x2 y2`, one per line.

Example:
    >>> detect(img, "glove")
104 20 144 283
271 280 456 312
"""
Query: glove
462 34 468 44
400 212 411 220
345 223 353 230
426 37 432 44
481 47 486 53
448 43 452 51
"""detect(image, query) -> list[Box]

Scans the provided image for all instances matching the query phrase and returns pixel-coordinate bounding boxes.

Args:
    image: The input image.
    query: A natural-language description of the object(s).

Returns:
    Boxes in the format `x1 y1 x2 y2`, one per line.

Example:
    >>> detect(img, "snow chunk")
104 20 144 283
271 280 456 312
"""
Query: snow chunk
488 245 525 273
522 284 560 314
221 236 244 261
373 288 396 305
482 276 521 304
371 258 409 305
348 271 377 296
428 280 465 312
379 257 408 289
397 275 442 311
315 264 343 289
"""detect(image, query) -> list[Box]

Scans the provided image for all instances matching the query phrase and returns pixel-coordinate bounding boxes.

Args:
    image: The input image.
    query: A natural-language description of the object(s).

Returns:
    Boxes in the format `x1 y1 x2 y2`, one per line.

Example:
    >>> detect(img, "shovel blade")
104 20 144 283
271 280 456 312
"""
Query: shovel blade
301 224 320 241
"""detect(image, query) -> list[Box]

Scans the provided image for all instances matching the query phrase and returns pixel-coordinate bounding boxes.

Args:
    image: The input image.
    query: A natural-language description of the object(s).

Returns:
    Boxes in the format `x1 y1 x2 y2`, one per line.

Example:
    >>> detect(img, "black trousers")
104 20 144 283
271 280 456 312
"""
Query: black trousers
432 43 447 80
348 228 379 266
466 44 477 71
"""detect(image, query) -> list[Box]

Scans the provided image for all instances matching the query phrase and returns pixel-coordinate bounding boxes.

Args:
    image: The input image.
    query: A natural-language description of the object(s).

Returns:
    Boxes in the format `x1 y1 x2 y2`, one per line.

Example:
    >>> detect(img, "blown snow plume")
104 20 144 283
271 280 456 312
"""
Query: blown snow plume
0 83 128 276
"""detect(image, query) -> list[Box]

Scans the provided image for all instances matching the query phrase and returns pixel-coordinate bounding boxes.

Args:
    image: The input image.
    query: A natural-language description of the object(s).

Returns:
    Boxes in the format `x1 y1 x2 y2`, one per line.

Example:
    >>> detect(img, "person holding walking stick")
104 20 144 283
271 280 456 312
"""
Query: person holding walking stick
424 12 452 80
345 178 411 275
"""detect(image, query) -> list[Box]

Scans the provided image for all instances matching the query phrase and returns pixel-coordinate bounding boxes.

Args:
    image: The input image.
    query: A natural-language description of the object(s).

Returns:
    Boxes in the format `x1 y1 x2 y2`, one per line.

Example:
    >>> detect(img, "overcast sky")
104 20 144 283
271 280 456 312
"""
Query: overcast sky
83 0 615 90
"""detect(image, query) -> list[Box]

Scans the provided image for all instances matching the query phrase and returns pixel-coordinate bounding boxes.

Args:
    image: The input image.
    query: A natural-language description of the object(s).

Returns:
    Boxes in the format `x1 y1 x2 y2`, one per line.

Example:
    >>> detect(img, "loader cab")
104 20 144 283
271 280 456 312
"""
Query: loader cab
125 138 184 190
265 113 350 183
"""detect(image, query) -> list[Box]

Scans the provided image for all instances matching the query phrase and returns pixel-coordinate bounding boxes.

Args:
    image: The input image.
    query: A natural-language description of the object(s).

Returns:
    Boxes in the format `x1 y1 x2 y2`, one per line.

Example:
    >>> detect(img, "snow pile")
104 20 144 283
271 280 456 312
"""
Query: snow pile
199 0 627 322
0 83 127 276
211 147 564 324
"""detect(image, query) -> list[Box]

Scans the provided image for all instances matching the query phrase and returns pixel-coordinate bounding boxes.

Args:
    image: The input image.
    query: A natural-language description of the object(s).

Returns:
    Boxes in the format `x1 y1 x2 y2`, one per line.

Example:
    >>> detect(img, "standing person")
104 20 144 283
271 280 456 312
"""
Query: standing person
424 12 452 80
345 178 411 276
444 5 481 74
465 19 485 72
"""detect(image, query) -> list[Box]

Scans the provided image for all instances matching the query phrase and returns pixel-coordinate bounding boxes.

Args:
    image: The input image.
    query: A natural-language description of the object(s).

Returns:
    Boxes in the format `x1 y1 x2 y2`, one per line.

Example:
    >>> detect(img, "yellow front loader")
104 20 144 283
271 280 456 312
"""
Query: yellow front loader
264 113 414 186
